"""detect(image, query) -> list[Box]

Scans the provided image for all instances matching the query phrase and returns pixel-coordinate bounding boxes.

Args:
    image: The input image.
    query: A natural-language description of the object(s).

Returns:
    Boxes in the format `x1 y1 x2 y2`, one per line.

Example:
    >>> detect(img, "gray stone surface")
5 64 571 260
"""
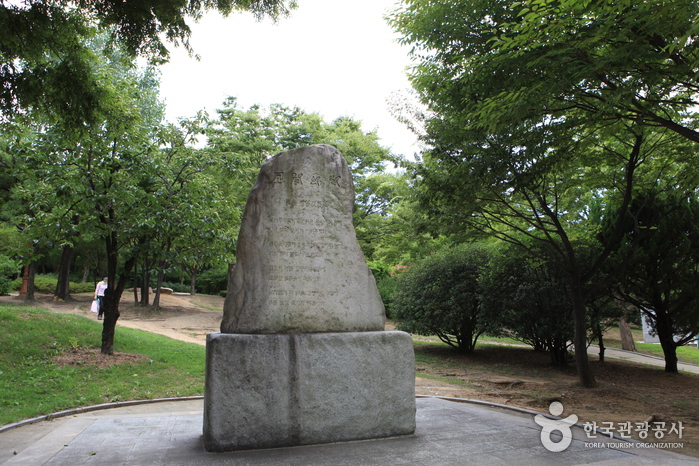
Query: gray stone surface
220 144 385 334
203 331 416 452
6 398 695 465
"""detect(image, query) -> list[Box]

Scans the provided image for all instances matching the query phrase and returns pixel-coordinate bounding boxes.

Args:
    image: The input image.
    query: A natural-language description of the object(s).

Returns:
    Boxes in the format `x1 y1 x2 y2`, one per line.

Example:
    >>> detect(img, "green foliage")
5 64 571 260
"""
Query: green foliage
0 254 18 296
389 0 699 387
196 265 229 295
376 276 397 319
206 98 398 261
0 305 206 425
481 244 576 365
1 0 293 124
390 0 699 143
367 260 392 280
393 243 498 352
160 281 190 294
606 189 699 371
10 275 94 295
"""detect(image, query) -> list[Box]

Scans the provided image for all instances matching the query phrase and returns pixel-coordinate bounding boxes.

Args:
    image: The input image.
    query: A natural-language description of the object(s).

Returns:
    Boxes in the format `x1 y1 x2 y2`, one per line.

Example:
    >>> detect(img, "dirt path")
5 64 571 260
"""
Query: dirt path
1 292 223 345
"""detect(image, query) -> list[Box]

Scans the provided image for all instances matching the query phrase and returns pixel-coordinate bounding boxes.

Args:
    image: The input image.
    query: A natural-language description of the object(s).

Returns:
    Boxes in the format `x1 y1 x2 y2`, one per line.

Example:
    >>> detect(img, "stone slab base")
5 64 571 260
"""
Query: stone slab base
203 331 416 452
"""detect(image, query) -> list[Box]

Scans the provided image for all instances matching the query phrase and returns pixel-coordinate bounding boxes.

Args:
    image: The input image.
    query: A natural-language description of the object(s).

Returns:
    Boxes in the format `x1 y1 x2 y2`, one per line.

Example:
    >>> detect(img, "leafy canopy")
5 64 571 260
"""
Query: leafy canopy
1 0 294 124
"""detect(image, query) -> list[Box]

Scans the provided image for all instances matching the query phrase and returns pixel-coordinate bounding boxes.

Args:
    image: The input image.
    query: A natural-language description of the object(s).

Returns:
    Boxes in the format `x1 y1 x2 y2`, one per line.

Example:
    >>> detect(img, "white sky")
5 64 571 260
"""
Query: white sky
158 0 421 159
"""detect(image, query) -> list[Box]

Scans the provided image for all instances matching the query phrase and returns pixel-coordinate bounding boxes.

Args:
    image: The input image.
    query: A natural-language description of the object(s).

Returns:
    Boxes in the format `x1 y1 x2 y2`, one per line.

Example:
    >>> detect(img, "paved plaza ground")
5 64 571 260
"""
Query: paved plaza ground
1 397 696 465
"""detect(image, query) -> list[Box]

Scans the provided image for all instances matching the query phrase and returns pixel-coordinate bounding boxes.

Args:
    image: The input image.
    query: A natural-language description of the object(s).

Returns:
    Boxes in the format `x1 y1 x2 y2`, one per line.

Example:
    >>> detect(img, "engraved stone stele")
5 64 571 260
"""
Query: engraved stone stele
220 143 385 334
203 145 416 452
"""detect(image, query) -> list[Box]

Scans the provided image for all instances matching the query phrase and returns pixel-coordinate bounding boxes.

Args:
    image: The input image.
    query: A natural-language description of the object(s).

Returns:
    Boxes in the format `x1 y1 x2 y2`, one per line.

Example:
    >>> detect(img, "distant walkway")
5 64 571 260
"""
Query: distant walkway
587 345 699 374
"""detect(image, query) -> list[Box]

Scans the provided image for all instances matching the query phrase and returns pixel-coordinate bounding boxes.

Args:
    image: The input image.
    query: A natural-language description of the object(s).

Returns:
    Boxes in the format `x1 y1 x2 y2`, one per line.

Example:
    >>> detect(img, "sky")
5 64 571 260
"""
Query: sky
158 0 422 159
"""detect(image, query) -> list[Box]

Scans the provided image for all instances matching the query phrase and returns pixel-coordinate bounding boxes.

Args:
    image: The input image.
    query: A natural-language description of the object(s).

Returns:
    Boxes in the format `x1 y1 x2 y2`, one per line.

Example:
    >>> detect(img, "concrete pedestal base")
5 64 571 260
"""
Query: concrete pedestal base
203 331 416 452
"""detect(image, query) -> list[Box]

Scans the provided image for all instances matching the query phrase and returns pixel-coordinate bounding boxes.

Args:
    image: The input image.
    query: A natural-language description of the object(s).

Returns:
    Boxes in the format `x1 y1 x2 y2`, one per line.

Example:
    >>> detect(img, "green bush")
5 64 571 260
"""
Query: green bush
376 276 397 319
11 275 95 294
196 265 229 295
0 255 18 296
160 281 190 293
393 243 498 353
367 260 392 280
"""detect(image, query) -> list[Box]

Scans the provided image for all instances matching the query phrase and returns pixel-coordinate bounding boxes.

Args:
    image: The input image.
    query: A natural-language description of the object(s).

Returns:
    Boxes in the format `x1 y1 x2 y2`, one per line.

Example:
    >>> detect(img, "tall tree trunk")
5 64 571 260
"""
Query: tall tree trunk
54 244 74 301
619 316 637 352
140 259 151 306
133 266 139 304
596 322 605 362
100 229 138 355
101 230 120 354
152 265 166 310
81 265 89 283
571 284 597 387
653 311 679 373
550 339 569 366
24 260 37 302
189 264 197 296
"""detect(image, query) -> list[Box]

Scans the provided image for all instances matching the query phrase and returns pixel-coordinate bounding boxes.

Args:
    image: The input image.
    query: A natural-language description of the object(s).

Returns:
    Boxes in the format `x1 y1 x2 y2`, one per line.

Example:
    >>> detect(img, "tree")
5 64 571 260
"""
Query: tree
389 0 699 387
390 0 699 143
206 99 397 257
392 243 498 352
605 189 699 372
1 0 293 125
482 242 618 365
482 244 575 365
141 117 236 306
16 45 167 353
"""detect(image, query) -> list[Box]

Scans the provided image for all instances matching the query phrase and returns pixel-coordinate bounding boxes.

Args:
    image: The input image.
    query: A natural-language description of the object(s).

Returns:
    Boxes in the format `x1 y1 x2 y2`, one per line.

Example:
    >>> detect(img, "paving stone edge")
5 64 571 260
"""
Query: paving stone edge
0 396 205 433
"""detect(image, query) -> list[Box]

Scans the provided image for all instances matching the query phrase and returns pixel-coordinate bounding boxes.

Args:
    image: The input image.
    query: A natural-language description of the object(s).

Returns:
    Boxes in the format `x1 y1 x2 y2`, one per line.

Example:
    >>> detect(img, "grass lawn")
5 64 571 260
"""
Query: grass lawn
475 327 699 366
0 305 205 426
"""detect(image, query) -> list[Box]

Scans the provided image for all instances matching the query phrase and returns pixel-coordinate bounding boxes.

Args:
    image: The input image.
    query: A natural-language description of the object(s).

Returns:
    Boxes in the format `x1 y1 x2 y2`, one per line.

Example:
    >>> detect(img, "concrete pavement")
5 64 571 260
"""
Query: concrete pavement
1 397 696 465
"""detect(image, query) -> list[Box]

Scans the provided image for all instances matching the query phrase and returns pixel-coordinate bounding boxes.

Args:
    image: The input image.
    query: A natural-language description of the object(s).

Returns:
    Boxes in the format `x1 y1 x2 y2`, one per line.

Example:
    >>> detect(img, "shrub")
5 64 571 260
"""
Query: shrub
480 242 613 366
393 243 498 353
160 281 190 294
197 265 229 295
481 245 574 365
376 276 397 319
0 255 18 296
11 275 95 295
367 260 392 280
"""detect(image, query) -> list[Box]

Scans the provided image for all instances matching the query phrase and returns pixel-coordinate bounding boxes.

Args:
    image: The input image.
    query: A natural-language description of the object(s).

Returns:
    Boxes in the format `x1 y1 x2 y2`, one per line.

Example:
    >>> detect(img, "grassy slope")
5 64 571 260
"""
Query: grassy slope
0 306 205 426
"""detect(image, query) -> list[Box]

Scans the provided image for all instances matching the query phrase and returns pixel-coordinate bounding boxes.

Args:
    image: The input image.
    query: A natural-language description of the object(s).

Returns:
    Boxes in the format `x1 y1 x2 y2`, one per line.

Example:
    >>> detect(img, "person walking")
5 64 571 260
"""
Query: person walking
94 276 108 320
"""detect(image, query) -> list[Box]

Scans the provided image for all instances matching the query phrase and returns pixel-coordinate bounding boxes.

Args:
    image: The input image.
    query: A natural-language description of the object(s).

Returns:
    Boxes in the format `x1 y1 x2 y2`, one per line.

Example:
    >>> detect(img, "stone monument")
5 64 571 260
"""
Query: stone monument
203 144 416 452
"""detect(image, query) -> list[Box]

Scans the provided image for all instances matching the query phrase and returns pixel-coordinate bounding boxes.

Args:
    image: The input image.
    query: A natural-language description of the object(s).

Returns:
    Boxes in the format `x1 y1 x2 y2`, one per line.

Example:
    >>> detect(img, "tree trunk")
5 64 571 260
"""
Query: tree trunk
133 266 139 304
596 322 605 362
571 284 597 387
100 287 121 355
653 312 679 373
550 339 569 366
140 260 151 306
189 264 197 296
24 260 37 302
54 244 74 301
619 316 637 352
100 228 138 354
153 266 165 310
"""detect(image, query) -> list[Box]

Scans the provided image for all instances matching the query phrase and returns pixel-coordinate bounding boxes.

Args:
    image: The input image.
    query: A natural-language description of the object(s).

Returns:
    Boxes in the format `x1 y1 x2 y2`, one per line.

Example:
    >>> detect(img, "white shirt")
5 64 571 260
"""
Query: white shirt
95 281 108 297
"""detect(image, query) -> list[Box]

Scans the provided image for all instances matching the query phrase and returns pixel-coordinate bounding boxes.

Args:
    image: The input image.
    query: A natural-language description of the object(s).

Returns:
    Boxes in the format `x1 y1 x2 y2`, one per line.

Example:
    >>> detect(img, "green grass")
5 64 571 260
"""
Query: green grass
0 305 206 426
416 328 699 366
628 342 699 365
599 326 699 365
